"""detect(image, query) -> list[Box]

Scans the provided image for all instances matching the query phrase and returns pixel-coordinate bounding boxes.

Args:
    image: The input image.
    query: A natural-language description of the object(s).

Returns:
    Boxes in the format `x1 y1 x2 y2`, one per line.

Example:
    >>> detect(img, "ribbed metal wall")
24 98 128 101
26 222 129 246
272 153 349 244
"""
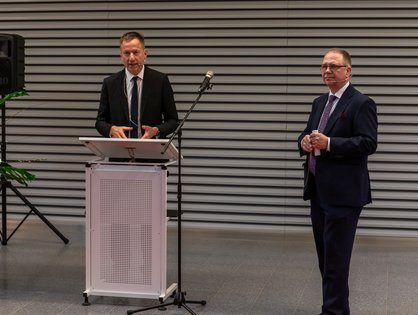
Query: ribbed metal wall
1 0 418 236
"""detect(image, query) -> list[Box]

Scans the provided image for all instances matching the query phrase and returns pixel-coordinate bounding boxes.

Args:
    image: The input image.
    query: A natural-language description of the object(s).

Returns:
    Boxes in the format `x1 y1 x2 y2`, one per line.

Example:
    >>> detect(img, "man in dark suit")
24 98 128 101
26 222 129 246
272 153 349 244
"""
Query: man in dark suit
297 48 378 315
96 31 178 139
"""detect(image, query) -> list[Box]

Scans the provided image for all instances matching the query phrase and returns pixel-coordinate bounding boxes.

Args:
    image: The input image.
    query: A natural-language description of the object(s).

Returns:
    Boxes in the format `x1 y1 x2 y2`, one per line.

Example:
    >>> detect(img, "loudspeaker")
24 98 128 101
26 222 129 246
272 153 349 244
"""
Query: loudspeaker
0 34 25 95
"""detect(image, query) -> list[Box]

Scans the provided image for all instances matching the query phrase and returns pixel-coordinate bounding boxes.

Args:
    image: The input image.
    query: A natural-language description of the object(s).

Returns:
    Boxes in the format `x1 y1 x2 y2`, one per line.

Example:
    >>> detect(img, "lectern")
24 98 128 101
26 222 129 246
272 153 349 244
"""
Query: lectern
79 137 178 304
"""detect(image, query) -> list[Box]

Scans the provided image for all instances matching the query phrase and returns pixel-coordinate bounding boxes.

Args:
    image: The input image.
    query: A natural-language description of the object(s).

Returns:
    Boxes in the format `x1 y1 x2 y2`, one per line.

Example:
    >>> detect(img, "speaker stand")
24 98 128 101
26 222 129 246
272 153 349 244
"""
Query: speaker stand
0 95 69 245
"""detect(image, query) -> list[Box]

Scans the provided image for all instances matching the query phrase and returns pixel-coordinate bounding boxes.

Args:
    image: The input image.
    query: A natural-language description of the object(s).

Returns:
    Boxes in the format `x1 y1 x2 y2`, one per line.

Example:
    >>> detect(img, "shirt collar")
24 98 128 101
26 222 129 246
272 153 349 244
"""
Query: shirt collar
329 81 349 99
125 66 145 81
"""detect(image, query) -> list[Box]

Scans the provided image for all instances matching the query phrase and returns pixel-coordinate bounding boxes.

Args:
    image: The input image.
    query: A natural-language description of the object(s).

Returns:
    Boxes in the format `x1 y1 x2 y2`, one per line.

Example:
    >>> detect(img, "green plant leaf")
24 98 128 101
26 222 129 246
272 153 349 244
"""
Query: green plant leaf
0 162 35 186
0 90 29 106
0 90 34 186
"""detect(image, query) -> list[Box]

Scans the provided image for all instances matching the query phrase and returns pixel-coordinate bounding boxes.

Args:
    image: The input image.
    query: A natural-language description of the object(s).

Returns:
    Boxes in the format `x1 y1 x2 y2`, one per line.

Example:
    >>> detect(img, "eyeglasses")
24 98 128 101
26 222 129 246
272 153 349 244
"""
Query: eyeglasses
320 64 347 72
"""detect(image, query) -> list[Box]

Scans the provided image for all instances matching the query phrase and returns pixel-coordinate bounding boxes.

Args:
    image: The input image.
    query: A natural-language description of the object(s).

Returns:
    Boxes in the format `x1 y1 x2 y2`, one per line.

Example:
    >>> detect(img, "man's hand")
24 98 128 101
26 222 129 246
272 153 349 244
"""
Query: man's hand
141 125 159 139
310 132 329 150
301 135 313 153
110 125 132 138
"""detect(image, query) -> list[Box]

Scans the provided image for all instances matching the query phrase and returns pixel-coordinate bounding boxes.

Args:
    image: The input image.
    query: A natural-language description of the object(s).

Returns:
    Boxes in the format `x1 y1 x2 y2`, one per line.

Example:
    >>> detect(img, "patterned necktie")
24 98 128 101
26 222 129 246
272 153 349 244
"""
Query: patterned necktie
308 94 338 175
130 76 139 138
318 94 337 133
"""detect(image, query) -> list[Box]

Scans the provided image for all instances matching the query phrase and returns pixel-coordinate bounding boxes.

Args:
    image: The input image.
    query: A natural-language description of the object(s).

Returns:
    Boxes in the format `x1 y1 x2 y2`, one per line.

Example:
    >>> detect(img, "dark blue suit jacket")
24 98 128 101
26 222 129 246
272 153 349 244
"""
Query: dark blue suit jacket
298 84 378 208
95 66 178 138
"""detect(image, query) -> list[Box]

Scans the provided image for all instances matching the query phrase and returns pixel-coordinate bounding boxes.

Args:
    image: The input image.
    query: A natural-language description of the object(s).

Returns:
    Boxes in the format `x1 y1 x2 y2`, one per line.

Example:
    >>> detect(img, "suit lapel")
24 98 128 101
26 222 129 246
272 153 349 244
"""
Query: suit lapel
324 84 356 134
312 94 329 129
140 66 150 118
115 70 129 121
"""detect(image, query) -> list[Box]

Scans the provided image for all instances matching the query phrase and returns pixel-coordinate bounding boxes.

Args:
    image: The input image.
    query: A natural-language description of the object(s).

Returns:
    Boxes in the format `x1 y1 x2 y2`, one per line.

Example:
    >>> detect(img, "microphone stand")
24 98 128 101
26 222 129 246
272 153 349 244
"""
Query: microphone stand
127 83 212 315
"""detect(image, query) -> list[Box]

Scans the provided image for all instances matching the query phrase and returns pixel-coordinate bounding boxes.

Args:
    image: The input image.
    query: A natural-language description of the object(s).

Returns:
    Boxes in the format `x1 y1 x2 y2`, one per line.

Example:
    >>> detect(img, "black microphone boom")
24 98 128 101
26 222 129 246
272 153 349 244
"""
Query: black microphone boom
198 70 214 93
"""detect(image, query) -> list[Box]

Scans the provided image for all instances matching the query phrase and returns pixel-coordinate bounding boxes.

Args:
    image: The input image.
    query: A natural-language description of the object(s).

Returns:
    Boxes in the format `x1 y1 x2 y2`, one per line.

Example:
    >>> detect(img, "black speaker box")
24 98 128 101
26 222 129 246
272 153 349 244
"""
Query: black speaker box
0 34 25 95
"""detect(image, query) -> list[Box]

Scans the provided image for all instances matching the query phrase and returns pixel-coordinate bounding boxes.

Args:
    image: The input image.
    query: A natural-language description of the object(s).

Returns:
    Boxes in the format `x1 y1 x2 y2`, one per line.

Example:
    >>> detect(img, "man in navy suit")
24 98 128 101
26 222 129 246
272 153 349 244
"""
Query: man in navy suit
298 48 378 315
96 31 178 139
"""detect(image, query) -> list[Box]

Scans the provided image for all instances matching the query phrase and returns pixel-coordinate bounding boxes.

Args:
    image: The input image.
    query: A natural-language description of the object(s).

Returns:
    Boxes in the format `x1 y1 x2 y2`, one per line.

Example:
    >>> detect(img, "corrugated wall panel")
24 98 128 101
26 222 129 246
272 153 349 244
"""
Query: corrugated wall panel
1 0 418 236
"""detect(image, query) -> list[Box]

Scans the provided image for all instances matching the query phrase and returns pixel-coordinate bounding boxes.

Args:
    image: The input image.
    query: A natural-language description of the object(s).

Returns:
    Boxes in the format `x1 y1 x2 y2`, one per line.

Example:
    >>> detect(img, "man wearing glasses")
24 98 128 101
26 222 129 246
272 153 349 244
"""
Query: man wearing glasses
95 31 178 139
298 48 378 315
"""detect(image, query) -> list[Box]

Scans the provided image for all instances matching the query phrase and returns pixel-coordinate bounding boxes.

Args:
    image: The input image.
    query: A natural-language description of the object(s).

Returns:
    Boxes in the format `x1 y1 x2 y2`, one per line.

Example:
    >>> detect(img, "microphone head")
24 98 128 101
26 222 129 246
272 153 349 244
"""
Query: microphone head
206 70 214 78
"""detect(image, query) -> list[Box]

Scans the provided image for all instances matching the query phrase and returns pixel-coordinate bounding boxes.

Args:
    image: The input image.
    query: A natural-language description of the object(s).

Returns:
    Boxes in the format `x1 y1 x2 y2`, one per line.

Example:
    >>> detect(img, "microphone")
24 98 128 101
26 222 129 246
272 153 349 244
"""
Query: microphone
198 70 214 93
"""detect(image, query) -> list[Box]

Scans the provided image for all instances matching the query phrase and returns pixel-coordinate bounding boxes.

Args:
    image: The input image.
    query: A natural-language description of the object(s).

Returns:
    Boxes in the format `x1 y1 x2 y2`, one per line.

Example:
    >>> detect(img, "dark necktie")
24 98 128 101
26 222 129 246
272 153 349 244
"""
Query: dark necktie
130 76 139 138
308 94 338 175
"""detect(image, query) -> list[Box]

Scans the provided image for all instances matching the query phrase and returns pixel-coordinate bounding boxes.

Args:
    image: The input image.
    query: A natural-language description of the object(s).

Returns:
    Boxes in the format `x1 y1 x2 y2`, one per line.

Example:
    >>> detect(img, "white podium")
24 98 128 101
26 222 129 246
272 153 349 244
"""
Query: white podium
80 137 178 304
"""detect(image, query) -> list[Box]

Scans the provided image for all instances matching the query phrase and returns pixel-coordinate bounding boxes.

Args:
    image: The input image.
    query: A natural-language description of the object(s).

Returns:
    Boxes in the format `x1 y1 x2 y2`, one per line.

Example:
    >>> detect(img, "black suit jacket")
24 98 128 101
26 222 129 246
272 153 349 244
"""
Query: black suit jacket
95 66 178 138
298 84 378 208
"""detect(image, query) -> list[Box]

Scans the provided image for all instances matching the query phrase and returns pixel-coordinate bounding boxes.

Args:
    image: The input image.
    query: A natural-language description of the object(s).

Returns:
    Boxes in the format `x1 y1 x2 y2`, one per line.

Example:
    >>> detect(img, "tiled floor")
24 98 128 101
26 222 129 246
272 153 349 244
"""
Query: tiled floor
1 218 418 315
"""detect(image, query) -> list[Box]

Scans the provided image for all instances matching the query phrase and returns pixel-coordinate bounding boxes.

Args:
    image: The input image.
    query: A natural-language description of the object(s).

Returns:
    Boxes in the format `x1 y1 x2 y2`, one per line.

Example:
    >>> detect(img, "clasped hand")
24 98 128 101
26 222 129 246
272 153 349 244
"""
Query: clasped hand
301 132 328 153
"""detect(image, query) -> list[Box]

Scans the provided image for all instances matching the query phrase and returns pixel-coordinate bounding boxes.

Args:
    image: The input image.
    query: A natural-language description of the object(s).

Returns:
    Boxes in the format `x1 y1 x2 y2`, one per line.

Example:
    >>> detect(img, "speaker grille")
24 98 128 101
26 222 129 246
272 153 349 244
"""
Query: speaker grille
0 34 24 94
